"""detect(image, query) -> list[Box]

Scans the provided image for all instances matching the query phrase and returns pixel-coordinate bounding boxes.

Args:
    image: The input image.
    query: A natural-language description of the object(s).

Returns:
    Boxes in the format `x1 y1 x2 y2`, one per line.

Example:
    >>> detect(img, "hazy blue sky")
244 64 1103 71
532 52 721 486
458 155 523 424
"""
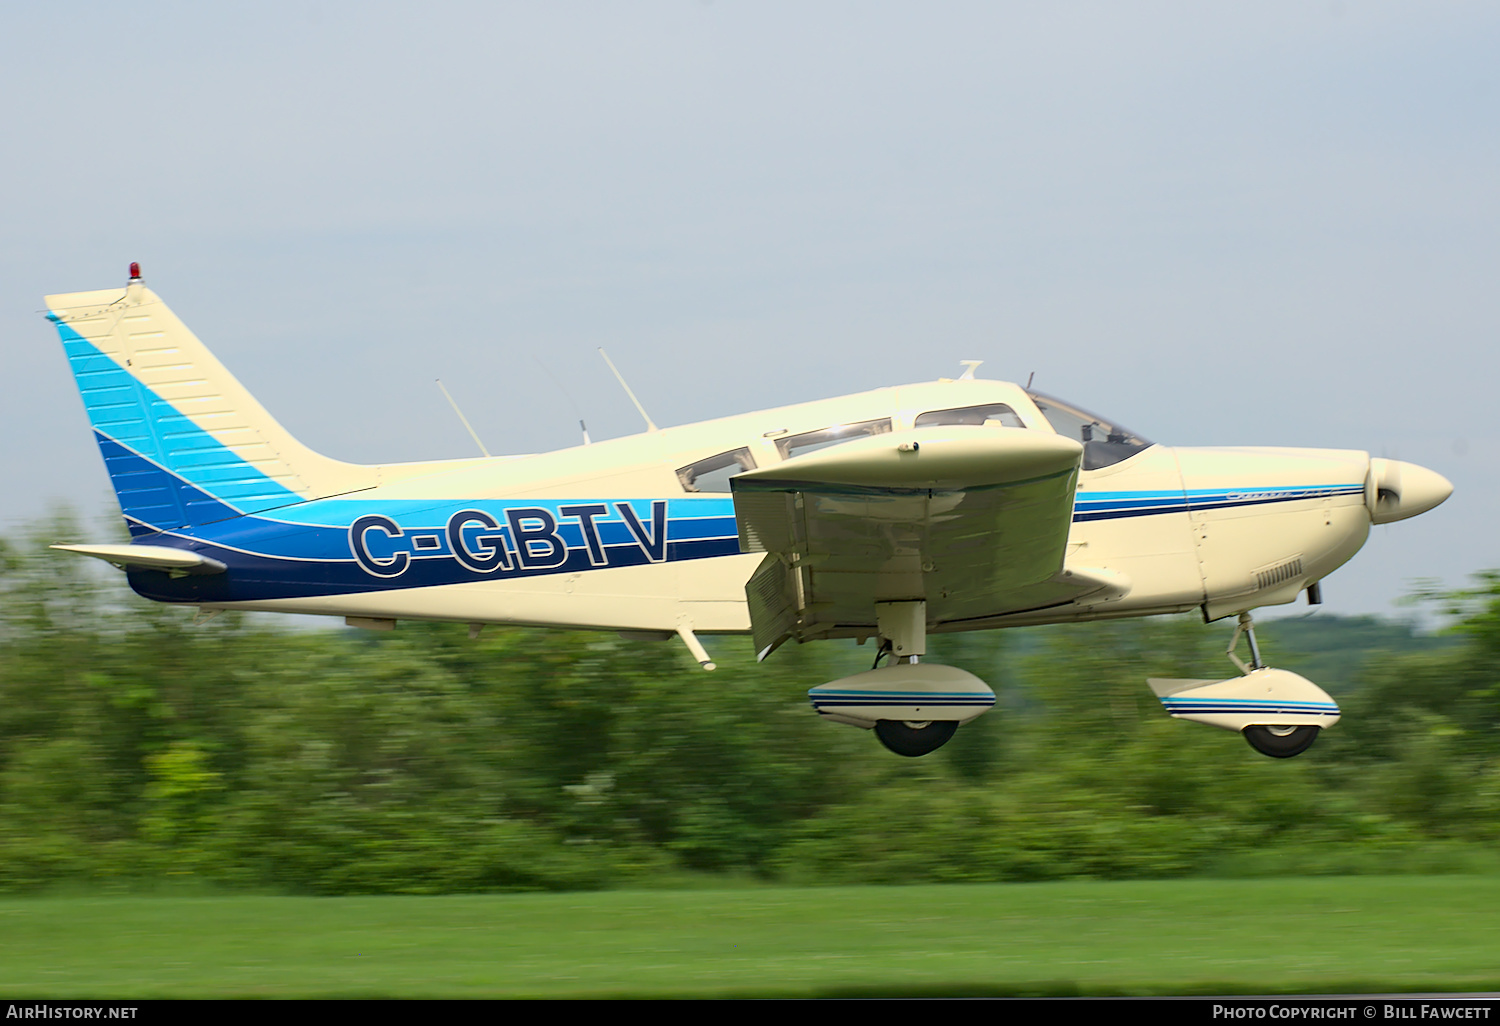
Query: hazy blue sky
3 2 1495 621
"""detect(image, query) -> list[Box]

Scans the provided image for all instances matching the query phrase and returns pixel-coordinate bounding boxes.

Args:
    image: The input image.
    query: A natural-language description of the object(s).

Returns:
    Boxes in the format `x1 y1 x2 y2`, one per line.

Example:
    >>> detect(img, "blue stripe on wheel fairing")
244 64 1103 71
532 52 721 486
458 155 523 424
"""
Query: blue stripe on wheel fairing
810 690 997 710
1162 700 1339 713
812 699 995 707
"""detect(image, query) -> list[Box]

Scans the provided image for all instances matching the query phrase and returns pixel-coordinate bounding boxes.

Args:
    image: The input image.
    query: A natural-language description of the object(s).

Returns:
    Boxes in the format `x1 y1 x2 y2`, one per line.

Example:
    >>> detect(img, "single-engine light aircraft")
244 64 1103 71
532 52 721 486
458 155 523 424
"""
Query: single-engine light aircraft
45 266 1453 758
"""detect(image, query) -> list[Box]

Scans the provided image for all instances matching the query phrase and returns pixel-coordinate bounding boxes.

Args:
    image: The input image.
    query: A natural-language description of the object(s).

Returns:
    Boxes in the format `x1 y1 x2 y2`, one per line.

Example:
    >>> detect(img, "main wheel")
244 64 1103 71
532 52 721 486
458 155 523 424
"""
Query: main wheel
1243 724 1320 759
875 719 958 757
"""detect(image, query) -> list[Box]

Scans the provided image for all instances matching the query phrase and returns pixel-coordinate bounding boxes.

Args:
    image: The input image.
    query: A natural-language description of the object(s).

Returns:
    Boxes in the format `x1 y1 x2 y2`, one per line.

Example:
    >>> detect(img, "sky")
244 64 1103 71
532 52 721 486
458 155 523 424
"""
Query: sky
2 1 1496 624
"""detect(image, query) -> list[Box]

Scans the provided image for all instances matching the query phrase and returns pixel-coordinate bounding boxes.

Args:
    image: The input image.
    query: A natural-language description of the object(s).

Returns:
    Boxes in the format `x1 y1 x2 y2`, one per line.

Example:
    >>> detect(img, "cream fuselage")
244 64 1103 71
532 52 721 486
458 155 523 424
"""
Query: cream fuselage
224 379 1377 635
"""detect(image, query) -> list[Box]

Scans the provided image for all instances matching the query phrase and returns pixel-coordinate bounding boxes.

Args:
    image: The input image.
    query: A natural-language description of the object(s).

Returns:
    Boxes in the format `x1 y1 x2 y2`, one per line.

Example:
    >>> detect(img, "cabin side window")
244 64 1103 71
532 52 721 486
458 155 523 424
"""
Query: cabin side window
677 448 757 492
775 419 893 461
914 403 1025 429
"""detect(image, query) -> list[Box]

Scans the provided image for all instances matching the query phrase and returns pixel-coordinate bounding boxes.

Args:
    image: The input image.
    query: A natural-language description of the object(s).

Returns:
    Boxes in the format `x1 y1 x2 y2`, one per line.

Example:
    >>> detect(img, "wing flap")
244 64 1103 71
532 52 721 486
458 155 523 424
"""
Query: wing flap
745 553 798 660
731 427 1091 645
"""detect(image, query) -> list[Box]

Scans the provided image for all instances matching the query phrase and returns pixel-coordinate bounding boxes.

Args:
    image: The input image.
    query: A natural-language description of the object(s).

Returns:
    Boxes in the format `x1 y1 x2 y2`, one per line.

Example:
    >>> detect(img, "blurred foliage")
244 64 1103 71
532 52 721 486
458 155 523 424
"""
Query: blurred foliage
0 511 1496 893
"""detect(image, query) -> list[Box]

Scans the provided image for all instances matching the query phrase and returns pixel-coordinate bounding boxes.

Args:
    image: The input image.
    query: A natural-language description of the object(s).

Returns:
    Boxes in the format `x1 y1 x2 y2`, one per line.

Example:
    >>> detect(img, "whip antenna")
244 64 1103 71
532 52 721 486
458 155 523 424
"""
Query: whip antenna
435 379 491 457
598 348 658 433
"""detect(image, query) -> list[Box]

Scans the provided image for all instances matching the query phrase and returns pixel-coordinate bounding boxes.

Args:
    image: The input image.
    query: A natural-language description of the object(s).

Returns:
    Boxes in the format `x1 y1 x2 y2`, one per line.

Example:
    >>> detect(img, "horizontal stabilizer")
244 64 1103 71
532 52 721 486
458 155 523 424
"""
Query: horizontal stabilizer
51 543 227 575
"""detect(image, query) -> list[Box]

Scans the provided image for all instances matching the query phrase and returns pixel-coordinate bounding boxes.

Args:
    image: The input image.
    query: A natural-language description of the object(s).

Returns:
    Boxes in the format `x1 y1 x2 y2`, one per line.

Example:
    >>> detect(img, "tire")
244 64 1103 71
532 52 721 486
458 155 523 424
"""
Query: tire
1243 724 1320 759
874 719 958 757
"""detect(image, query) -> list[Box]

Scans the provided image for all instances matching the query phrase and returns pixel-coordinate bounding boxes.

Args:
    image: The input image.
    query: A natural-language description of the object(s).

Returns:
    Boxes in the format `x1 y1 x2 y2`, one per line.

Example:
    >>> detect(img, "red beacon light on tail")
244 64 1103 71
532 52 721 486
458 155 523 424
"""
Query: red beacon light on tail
128 262 142 281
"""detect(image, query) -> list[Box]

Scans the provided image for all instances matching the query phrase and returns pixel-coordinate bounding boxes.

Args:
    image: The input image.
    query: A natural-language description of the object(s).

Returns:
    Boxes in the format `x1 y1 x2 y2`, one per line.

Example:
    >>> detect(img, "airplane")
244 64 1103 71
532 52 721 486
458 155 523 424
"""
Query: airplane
43 264 1454 758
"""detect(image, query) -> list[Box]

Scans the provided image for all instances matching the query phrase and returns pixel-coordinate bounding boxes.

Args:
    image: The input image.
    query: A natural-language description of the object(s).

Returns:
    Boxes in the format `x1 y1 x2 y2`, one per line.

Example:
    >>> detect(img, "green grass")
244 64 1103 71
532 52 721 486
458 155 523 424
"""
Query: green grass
3 877 1500 998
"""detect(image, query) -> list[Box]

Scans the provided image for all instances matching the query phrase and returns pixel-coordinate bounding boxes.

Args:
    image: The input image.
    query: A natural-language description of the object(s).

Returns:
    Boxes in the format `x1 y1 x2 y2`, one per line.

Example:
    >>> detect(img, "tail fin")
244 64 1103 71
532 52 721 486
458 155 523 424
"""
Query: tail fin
46 272 378 534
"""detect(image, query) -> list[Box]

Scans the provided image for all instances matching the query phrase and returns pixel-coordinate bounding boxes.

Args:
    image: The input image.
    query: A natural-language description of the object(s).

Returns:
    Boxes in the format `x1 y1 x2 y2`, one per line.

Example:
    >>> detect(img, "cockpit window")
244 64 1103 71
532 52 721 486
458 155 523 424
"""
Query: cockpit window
914 403 1025 429
776 419 892 461
677 448 757 493
1028 392 1152 470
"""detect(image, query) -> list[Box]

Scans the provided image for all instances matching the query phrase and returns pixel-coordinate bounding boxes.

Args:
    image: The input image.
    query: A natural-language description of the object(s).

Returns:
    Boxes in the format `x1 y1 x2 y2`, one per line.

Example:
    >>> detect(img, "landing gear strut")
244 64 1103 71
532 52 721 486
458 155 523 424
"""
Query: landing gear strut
871 602 956 757
808 600 996 757
1228 612 1323 758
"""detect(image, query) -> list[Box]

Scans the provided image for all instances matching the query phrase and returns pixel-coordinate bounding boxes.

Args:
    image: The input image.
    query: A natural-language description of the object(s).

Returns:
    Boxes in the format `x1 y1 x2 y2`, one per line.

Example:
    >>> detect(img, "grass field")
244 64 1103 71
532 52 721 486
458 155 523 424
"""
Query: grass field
2 876 1499 998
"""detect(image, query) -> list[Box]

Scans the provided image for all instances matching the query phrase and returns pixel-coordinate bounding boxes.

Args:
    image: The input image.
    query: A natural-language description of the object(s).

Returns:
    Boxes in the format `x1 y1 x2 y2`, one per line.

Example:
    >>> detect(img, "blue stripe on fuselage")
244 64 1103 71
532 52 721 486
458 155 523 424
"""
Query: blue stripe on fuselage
98 432 1365 603
112 446 743 602
1074 484 1364 522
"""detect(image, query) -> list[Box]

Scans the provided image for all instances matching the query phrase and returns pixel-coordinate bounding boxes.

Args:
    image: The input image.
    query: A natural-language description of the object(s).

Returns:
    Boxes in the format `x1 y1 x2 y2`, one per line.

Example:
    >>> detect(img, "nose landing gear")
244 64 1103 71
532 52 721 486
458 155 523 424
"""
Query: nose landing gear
1243 723 1321 758
1147 612 1340 758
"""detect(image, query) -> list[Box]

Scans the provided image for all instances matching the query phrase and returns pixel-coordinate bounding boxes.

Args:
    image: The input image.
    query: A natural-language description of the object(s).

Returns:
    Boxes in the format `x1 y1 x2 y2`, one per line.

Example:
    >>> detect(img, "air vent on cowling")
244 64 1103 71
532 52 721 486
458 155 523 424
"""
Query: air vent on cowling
1255 556 1304 591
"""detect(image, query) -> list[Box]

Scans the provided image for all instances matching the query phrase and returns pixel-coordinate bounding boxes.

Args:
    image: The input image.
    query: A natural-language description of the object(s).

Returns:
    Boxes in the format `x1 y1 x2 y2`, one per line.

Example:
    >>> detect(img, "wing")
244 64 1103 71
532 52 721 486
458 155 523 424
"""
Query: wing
731 426 1119 658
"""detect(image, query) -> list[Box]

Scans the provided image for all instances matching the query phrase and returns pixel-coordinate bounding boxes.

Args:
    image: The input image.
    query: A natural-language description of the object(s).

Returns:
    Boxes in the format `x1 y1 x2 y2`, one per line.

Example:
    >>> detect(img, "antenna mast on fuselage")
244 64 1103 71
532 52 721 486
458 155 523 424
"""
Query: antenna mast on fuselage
435 379 492 457
598 348 659 433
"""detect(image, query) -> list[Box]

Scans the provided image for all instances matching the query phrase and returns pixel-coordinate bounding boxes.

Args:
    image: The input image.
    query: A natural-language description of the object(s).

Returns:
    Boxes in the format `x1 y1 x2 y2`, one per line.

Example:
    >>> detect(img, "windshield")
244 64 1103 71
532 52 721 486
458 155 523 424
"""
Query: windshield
1027 392 1152 470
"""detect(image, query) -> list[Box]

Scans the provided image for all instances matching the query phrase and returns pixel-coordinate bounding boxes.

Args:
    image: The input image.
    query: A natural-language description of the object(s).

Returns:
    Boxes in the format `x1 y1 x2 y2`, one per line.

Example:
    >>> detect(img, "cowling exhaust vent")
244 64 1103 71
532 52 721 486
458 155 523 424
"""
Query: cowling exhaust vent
1255 556 1304 592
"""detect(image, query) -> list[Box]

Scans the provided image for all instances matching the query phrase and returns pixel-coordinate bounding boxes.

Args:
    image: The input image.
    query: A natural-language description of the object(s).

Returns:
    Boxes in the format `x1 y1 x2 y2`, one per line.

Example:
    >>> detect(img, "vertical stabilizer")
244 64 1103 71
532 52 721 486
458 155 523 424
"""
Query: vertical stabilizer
46 274 378 533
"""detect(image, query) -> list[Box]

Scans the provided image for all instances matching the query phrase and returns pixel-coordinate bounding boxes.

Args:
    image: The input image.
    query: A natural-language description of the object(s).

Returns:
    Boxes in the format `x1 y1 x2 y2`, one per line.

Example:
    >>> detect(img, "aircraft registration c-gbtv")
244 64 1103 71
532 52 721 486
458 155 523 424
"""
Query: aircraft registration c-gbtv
45 265 1453 758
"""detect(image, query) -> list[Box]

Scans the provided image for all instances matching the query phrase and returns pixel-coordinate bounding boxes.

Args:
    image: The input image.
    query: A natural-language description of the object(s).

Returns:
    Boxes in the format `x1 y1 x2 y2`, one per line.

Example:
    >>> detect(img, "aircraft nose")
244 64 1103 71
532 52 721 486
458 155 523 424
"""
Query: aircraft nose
1366 458 1454 525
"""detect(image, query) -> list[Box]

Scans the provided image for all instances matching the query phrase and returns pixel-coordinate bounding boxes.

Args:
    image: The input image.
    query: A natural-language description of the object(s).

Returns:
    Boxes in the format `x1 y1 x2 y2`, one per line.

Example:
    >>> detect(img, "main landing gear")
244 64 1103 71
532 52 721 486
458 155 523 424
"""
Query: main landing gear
1147 612 1341 759
807 600 996 758
874 717 960 758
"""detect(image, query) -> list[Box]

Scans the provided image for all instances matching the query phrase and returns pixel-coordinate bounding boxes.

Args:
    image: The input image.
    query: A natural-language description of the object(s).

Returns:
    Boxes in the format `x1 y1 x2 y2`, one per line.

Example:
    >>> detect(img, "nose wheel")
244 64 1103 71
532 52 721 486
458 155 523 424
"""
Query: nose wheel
1243 723 1320 758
